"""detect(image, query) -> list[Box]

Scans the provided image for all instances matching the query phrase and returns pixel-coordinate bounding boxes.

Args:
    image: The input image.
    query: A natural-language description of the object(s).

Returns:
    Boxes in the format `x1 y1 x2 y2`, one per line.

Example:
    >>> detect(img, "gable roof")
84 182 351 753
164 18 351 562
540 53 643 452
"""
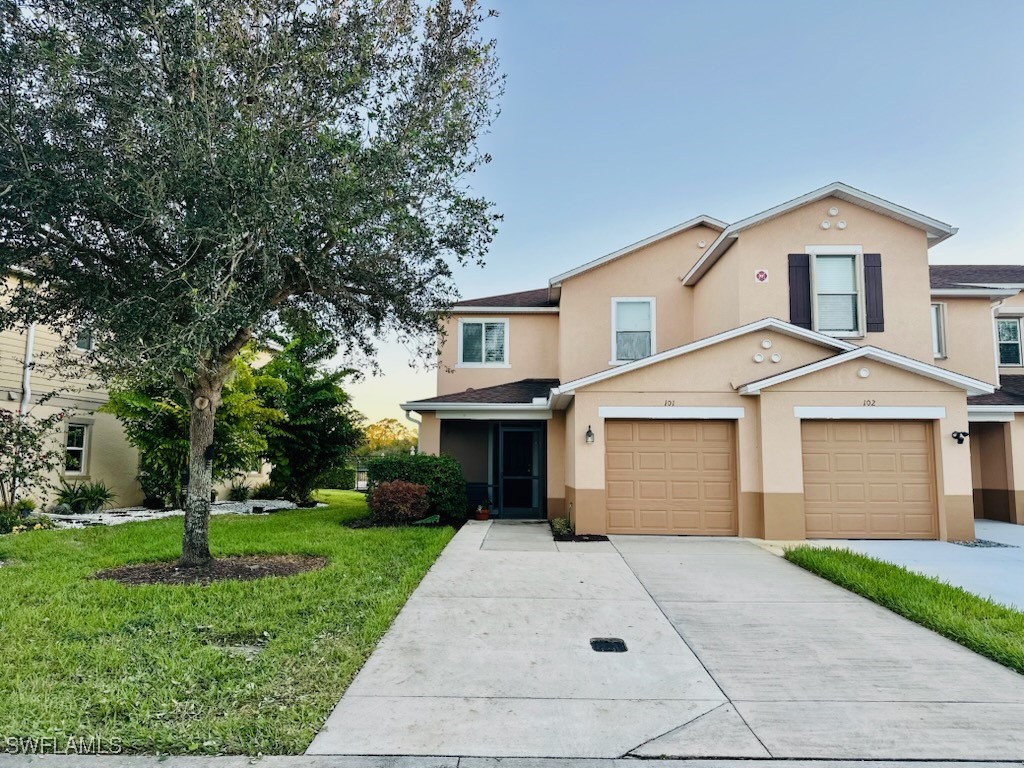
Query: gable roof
548 214 728 288
737 345 994 397
402 378 559 410
682 182 958 286
930 264 1024 289
552 317 857 395
452 288 558 312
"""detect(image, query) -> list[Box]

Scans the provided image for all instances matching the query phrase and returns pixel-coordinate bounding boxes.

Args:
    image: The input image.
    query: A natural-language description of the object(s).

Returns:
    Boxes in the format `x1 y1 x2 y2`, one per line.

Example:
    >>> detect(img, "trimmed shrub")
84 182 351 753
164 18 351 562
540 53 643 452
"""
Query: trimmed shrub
367 454 466 521
317 466 356 491
367 480 429 525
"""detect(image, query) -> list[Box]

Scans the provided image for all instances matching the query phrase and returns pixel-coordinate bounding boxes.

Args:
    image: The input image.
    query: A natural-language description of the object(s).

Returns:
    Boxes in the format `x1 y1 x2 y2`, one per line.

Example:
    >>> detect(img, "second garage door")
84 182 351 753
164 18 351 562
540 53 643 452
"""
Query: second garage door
605 420 738 535
802 420 938 539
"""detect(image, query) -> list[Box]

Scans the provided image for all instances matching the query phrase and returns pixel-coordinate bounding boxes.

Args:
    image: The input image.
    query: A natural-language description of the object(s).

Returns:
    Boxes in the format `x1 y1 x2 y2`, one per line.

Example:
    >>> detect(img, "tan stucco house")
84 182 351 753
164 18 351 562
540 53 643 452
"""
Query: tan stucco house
402 182 1024 541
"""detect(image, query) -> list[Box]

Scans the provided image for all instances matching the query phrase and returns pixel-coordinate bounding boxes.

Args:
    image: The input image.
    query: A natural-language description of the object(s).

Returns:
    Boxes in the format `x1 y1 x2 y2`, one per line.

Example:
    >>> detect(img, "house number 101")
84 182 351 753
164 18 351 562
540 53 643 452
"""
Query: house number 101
664 400 675 406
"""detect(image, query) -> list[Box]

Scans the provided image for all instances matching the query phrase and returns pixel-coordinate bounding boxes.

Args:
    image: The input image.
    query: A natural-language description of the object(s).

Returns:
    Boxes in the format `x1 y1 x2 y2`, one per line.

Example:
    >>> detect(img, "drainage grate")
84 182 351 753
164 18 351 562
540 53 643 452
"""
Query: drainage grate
590 637 627 653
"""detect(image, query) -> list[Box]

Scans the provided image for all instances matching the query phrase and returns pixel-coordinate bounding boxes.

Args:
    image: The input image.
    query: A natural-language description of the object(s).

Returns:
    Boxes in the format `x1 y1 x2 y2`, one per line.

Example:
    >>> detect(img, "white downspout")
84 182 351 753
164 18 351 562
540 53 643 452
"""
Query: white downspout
404 409 422 454
19 322 35 414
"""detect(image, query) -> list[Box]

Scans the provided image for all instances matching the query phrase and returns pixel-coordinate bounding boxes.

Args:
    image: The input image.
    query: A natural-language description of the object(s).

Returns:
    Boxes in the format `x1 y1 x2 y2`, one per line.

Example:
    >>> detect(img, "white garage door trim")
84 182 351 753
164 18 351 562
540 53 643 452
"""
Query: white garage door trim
794 406 945 420
599 406 745 419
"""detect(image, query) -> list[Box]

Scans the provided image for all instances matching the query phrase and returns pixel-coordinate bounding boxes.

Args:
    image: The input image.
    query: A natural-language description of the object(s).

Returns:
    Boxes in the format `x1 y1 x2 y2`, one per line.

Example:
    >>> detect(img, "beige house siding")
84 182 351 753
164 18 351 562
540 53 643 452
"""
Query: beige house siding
935 297 999 385
556 224 721 382
692 196 935 363
436 313 558 396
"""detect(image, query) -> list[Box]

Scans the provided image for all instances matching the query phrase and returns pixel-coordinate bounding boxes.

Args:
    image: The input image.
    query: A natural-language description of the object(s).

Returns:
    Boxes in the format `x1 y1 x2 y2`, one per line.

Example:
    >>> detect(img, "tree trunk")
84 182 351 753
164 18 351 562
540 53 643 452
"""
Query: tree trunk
178 378 222 567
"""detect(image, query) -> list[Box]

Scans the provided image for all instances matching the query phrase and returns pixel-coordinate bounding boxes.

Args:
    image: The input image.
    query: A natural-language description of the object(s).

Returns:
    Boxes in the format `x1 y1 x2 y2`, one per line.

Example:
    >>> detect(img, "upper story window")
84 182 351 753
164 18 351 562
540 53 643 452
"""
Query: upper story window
458 319 508 367
931 303 946 359
812 254 861 336
65 424 88 474
612 297 655 363
998 317 1022 366
74 328 93 351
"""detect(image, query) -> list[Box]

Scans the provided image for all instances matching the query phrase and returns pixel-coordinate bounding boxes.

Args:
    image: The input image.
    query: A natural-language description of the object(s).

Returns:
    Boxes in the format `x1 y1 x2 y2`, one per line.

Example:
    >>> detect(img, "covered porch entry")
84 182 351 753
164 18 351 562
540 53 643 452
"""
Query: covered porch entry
441 419 547 519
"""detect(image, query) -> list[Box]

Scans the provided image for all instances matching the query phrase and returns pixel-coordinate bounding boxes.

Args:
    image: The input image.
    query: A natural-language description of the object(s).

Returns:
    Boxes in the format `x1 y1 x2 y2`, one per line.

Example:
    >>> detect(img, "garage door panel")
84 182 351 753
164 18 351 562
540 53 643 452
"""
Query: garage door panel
833 453 864 472
802 420 937 540
606 419 737 535
637 451 666 470
637 422 666 441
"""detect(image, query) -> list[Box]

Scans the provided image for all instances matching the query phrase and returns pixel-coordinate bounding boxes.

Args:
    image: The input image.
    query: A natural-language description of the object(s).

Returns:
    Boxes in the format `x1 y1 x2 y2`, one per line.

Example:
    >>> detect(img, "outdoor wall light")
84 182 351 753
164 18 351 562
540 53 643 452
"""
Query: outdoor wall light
952 431 970 445
585 426 595 444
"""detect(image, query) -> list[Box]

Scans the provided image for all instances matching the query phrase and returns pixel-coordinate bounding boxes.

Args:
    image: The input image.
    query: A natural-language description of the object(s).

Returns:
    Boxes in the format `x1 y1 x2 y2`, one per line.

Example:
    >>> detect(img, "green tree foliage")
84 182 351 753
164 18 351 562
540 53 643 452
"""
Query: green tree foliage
0 407 64 509
260 325 364 503
102 353 284 505
0 1 501 564
358 418 418 457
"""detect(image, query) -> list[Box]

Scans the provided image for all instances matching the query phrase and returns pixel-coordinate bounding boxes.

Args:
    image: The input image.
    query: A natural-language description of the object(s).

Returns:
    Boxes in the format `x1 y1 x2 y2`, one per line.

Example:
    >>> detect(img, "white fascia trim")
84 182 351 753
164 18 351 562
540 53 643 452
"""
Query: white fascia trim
549 215 728 287
738 345 995 397
452 306 559 314
967 406 1019 423
599 406 745 420
434 408 552 421
682 182 958 285
794 406 946 420
930 288 1019 299
554 317 857 394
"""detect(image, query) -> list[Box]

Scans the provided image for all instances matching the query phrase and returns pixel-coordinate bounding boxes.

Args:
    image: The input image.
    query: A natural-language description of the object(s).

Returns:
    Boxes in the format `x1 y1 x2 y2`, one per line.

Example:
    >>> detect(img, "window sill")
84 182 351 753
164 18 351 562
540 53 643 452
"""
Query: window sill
934 355 948 361
456 363 511 369
609 359 647 366
815 330 864 340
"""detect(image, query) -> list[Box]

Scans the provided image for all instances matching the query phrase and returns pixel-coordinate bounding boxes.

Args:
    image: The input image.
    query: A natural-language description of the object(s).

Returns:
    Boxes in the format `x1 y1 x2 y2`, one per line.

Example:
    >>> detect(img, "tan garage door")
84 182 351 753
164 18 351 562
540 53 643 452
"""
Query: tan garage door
605 420 738 535
802 420 938 539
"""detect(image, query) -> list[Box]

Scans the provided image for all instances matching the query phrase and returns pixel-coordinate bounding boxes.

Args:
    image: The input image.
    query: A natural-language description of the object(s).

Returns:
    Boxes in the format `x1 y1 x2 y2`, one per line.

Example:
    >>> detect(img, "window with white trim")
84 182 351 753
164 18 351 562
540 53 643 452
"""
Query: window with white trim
931 303 946 359
612 298 655 362
813 254 861 335
459 319 507 366
65 424 88 474
998 317 1022 366
74 328 93 351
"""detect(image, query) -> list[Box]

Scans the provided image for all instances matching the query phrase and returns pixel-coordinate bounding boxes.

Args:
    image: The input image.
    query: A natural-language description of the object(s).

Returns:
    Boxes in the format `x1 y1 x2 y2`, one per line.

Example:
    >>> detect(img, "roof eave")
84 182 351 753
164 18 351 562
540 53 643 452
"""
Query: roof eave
549 214 728 288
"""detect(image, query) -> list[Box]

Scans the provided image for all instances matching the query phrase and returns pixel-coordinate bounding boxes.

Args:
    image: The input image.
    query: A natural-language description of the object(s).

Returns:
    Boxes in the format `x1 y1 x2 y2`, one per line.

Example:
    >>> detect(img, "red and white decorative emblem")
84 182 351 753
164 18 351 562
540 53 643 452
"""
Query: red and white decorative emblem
754 269 769 283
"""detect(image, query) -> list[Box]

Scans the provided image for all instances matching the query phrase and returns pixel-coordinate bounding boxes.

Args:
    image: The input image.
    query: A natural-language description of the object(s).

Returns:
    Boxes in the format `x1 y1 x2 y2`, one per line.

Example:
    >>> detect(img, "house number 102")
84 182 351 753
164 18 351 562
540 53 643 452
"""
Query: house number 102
863 399 876 406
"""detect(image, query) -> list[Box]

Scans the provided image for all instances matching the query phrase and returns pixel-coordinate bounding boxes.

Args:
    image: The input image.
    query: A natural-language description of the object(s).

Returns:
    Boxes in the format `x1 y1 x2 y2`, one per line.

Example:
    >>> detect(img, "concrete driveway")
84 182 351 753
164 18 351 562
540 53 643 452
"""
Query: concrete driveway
308 521 1024 760
832 519 1024 609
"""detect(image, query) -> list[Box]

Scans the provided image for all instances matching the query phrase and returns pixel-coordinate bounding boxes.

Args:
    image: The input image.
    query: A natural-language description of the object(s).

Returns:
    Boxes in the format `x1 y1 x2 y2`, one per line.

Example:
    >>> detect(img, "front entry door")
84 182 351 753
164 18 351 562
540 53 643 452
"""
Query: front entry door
498 424 544 519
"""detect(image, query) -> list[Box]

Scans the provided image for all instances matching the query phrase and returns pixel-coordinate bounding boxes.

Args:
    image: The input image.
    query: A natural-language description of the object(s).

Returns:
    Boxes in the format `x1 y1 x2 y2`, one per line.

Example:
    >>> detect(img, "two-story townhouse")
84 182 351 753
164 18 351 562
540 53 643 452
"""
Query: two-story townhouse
401 181 1024 541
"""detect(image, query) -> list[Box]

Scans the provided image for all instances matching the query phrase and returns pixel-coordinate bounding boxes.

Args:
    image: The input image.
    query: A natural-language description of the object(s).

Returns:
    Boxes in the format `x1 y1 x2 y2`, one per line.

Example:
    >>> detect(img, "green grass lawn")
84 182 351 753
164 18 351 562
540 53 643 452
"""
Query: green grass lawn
785 546 1024 674
0 490 453 754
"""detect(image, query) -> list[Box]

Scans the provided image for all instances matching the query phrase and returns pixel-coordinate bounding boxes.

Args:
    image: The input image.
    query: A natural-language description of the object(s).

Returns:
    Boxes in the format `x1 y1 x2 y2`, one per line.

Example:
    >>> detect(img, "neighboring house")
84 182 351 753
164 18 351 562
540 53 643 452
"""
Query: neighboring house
0 274 271 507
0 274 142 505
401 181 1024 541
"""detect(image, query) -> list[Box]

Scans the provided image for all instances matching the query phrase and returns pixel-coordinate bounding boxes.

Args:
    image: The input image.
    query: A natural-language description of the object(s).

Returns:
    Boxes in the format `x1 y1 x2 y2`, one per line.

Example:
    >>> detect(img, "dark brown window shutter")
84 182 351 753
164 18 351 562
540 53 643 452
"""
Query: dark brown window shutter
788 253 812 329
864 253 884 332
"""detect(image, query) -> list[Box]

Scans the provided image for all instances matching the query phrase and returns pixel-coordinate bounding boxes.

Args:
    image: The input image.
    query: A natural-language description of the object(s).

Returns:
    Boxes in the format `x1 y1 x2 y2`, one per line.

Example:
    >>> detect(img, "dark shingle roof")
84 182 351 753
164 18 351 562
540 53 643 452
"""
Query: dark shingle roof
968 375 1024 406
931 265 1024 289
406 378 559 406
455 288 557 308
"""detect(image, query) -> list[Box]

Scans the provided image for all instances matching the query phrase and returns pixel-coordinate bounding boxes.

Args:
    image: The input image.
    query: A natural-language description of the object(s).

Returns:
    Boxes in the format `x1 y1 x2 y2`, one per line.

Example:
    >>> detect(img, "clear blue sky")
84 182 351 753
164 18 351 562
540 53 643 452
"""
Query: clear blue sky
346 0 1024 424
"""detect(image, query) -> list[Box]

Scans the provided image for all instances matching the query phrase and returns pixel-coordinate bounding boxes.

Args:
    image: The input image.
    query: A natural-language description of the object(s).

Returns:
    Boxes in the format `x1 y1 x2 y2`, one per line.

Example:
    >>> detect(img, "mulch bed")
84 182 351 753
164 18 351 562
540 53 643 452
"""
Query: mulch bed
552 533 610 542
93 555 328 586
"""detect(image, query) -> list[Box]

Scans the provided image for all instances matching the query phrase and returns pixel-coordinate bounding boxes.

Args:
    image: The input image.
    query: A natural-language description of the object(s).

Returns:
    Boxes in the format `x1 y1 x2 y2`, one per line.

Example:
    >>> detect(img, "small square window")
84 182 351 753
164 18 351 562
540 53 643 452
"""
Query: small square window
459 320 507 366
74 329 93 351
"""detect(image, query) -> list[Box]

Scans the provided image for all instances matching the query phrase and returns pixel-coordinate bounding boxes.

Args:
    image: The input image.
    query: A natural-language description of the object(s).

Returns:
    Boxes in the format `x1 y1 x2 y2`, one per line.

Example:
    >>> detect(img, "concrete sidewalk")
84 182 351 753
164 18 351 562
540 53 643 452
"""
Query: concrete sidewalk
307 522 1024 760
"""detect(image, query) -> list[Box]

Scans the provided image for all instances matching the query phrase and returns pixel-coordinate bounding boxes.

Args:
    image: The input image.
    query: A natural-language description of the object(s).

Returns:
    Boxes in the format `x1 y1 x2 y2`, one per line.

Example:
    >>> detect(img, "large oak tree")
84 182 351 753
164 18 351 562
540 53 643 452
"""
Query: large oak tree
0 0 501 565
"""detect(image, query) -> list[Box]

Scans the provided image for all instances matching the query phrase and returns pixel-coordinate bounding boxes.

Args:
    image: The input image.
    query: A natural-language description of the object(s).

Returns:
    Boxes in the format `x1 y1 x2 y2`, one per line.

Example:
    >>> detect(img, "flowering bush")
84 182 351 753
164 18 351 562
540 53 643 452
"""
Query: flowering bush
367 480 429 525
